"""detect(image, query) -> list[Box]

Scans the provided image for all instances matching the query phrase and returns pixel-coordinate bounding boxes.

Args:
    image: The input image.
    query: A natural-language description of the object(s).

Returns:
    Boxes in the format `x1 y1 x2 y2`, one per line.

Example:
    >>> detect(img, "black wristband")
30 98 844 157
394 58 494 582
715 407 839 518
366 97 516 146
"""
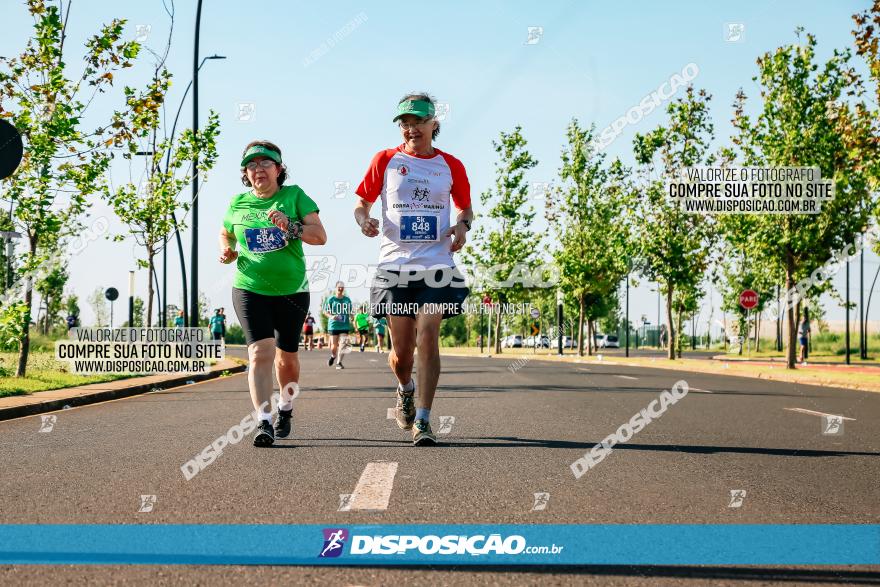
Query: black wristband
286 221 303 240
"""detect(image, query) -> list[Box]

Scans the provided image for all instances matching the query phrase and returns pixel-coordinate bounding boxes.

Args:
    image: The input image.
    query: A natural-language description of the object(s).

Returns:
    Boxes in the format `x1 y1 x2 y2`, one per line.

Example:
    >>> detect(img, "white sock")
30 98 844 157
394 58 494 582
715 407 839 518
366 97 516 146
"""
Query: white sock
398 379 415 393
278 382 298 411
258 410 272 423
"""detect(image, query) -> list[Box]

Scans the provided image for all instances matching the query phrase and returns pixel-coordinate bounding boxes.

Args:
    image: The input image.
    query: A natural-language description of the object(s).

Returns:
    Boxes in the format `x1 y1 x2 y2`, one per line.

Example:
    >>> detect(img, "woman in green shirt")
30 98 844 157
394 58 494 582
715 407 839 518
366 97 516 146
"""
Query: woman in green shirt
219 140 327 447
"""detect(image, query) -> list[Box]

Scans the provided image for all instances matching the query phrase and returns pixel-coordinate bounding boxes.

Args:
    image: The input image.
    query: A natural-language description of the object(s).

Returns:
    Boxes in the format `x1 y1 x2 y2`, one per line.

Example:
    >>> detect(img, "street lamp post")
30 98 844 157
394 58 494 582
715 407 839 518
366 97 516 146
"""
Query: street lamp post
162 53 225 328
861 244 866 360
190 0 203 327
556 289 563 356
846 258 851 365
128 271 135 326
625 274 630 357
1 230 21 290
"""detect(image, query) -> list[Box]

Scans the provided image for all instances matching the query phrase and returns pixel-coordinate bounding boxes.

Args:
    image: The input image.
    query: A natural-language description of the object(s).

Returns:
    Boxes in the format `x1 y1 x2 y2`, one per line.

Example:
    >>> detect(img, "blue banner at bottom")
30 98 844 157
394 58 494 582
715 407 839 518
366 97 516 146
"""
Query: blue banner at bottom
0 524 877 565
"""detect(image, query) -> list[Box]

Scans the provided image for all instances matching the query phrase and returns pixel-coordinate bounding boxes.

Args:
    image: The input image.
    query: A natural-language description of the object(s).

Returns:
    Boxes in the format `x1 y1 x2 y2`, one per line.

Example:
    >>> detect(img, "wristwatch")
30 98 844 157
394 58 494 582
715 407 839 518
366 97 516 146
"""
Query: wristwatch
285 221 303 240
459 219 472 231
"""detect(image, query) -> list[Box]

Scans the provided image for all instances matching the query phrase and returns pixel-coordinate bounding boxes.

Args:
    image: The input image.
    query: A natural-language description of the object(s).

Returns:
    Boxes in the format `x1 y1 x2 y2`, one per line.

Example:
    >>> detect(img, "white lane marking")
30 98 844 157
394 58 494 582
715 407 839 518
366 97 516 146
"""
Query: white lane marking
349 462 398 511
689 388 713 393
578 368 591 372
320 385 338 389
615 375 638 380
387 408 396 419
784 408 855 421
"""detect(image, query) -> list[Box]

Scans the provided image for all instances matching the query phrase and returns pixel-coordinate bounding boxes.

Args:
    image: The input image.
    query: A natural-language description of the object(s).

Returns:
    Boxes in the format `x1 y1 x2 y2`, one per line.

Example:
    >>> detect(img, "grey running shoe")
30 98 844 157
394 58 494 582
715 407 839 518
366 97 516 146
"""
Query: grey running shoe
412 419 437 446
395 387 416 430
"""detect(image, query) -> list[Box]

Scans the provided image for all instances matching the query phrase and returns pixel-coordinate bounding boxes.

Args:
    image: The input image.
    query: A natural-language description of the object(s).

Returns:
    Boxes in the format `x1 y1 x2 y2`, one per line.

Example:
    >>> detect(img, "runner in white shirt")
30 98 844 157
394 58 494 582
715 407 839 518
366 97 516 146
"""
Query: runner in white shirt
354 93 474 446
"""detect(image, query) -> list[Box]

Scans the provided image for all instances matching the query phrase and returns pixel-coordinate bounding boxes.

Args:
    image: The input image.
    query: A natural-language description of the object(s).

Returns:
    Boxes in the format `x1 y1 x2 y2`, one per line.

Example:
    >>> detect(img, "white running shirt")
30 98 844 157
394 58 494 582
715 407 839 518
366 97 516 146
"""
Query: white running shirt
356 144 471 270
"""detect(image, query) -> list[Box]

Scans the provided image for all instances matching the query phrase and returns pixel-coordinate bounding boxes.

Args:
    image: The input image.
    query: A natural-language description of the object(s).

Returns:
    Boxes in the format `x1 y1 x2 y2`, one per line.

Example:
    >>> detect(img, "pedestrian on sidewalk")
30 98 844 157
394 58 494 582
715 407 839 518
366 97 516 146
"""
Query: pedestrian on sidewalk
798 309 811 364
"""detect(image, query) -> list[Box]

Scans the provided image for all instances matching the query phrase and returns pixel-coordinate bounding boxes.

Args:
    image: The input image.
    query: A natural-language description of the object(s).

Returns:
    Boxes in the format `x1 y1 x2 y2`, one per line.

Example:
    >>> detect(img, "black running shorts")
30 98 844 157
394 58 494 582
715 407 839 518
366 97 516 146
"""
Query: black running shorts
370 267 469 320
232 287 309 352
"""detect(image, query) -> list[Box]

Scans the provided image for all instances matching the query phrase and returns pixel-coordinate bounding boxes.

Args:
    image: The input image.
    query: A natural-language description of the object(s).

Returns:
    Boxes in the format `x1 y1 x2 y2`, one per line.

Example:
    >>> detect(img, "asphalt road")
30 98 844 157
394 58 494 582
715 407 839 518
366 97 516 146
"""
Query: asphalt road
1 347 878 586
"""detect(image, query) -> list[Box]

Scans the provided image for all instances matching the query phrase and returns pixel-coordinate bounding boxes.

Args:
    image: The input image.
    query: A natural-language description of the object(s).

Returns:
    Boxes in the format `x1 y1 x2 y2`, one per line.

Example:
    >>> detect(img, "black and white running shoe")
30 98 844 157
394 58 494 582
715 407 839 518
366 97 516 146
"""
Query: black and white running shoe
253 420 274 447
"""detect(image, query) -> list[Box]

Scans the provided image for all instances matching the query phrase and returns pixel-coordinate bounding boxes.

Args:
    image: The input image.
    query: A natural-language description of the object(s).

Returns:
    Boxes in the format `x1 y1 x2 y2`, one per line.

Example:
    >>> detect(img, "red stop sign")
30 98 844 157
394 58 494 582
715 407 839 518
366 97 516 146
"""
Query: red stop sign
739 289 758 310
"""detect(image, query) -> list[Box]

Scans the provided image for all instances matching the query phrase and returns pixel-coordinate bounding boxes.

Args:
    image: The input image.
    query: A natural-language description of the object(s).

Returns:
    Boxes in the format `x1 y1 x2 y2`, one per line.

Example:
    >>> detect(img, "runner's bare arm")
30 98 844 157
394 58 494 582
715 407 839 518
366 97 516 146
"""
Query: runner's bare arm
354 198 379 237
219 226 238 264
445 205 474 252
299 212 327 245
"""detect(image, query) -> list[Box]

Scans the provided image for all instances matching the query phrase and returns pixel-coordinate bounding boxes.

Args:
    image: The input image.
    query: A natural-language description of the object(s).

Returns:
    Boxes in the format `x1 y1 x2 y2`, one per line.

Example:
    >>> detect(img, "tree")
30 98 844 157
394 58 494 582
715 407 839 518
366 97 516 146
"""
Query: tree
165 303 180 328
64 293 79 318
108 17 220 326
197 290 211 327
633 86 717 360
464 126 538 353
123 296 145 327
547 120 634 356
87 287 108 327
0 0 140 375
725 30 876 368
34 258 67 334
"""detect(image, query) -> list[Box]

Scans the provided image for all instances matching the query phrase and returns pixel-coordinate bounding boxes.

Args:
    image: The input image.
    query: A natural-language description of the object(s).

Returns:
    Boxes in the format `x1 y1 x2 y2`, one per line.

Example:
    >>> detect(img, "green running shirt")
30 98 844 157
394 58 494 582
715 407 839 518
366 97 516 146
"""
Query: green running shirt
222 185 319 296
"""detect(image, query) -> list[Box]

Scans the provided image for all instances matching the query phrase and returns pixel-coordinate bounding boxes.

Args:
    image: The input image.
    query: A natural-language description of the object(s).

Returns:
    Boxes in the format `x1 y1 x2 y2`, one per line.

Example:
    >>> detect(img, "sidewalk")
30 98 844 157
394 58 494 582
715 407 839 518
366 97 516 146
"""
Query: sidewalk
711 354 880 370
0 358 246 421
440 347 880 394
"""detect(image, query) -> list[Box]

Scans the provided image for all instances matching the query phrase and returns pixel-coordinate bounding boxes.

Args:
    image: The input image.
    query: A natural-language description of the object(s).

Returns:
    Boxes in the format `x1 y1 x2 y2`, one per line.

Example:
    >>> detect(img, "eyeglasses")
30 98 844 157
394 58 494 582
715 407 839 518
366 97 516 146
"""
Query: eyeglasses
398 118 434 131
244 159 277 171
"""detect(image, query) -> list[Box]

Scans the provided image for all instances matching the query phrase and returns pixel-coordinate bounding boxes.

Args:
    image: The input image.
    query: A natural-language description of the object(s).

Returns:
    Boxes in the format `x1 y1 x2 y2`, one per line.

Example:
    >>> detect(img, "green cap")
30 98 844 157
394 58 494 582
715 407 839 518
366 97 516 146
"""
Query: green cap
393 99 435 122
240 144 282 167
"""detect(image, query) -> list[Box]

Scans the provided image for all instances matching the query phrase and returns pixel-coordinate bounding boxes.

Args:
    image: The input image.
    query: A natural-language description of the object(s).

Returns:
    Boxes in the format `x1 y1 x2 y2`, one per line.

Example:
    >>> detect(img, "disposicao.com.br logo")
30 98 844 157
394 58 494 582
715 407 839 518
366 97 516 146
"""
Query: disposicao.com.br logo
318 528 563 558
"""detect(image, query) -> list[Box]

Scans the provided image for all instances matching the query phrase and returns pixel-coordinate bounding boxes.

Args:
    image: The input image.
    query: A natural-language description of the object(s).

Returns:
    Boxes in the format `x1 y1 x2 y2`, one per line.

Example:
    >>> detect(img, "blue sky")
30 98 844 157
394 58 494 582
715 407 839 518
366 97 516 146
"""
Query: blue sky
2 0 877 333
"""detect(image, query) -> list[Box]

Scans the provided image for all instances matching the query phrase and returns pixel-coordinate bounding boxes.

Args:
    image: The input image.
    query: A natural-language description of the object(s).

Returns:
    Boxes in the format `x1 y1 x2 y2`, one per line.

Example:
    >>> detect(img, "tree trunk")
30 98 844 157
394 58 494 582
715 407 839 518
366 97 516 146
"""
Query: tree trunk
785 252 797 369
16 238 37 377
147 251 154 327
755 312 761 353
675 308 683 358
666 286 675 360
493 304 502 354
577 295 585 356
587 319 593 356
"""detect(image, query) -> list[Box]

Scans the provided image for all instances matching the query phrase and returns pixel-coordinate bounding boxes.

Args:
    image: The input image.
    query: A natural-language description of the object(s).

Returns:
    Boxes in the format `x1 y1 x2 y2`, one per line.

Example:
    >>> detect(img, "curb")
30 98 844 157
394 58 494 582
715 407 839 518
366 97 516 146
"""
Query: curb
0 360 247 422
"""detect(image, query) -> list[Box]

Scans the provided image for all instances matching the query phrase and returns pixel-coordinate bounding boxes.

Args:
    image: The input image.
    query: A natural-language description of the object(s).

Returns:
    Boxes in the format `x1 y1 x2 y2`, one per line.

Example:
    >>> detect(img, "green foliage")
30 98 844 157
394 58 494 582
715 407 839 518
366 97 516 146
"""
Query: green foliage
64 294 79 317
547 120 634 355
633 86 717 359
225 323 245 344
86 287 108 327
463 126 538 353
0 0 142 375
440 314 468 347
34 258 67 333
0 301 29 351
107 27 221 326
724 29 876 367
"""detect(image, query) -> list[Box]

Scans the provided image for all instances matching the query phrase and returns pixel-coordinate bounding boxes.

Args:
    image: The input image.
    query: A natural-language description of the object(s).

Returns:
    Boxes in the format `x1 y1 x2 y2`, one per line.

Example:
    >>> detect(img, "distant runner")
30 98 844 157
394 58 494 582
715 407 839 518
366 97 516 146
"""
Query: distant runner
323 281 353 369
355 306 371 352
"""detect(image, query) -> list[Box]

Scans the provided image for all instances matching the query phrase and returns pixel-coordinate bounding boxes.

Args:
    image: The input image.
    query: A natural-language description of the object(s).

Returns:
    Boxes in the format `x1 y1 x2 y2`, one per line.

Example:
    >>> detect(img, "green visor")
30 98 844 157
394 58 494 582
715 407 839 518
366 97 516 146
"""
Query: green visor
240 144 282 167
393 99 435 122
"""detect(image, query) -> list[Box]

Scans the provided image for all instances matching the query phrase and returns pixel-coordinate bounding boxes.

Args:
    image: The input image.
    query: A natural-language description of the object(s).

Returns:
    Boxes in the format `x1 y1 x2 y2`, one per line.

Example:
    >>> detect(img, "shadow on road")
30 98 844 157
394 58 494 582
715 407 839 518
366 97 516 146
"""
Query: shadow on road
277 436 879 457
379 565 880 584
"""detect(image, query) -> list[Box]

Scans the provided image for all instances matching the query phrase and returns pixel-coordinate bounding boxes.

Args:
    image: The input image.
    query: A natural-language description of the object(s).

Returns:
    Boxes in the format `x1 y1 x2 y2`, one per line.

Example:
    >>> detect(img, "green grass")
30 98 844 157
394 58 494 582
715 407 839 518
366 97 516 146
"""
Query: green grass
0 349 133 398
721 332 880 361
